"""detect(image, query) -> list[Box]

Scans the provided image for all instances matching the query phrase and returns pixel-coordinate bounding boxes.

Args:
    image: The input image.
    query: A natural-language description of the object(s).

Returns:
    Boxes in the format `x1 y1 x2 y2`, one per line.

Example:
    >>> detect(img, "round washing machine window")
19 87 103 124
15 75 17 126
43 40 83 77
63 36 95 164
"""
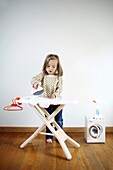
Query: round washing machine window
89 124 103 138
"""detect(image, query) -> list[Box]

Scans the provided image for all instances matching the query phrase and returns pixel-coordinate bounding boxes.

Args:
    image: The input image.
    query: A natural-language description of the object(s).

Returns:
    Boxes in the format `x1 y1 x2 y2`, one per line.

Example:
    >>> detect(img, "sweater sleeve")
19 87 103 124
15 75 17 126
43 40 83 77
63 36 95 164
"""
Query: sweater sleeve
31 72 44 87
54 76 63 98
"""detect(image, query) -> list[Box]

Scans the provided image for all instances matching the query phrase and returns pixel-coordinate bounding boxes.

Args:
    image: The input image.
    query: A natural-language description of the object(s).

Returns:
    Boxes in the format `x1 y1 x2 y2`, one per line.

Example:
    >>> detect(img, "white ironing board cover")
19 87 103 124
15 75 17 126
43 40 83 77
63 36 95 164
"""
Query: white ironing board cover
18 96 78 108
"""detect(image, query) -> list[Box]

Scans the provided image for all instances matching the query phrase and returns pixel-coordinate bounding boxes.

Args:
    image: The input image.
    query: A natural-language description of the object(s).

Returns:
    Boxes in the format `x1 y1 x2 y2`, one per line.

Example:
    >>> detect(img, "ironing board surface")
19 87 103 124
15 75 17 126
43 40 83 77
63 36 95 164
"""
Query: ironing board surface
18 96 78 108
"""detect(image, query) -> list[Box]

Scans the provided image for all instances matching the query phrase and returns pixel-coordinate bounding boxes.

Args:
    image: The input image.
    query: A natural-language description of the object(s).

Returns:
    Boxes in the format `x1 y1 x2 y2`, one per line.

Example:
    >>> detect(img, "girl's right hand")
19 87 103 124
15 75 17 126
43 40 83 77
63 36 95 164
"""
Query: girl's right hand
33 82 38 89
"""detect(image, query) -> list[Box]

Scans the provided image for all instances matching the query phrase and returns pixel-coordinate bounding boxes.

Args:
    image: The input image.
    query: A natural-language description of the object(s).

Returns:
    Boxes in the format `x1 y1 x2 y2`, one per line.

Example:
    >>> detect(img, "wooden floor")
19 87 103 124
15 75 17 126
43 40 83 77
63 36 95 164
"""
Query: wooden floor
0 132 113 170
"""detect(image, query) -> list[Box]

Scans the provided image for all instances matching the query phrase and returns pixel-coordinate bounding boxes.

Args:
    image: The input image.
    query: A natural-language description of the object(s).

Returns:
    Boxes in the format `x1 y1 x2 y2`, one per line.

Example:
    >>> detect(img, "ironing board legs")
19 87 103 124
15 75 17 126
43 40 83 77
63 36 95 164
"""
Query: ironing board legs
67 135 80 148
20 123 45 148
20 104 80 160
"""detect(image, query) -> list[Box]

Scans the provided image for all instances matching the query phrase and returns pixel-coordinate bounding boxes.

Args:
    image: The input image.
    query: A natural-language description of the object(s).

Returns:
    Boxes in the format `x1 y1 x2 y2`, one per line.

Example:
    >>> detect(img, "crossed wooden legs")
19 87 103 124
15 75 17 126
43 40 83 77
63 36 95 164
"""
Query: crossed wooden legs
20 104 80 160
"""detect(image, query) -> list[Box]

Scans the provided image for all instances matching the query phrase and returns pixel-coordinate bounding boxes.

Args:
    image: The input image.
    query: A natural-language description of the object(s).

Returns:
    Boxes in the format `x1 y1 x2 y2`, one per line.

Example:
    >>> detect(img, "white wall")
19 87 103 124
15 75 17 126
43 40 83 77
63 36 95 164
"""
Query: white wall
0 0 113 127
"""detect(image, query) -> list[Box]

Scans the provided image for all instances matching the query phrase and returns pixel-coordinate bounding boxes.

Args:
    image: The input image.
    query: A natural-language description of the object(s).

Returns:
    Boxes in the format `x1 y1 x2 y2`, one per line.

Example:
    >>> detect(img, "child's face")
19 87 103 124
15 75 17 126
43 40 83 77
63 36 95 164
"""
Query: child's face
46 59 58 75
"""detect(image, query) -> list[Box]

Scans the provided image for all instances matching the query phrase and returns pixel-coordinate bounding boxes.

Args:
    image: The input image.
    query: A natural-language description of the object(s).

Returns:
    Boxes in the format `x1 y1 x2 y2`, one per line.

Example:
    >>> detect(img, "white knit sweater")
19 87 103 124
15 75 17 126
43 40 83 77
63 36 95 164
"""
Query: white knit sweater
31 72 63 98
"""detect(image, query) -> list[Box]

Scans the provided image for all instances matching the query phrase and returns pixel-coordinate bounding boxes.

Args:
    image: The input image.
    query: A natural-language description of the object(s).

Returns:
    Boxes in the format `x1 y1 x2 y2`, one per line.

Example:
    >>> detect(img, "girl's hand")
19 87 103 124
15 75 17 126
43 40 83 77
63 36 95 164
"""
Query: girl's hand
51 93 56 99
33 82 38 89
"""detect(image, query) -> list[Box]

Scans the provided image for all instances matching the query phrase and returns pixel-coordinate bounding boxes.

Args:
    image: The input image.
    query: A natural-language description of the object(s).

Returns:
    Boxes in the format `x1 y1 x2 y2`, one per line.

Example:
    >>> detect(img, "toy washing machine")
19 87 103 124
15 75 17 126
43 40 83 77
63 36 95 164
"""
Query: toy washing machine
85 116 105 143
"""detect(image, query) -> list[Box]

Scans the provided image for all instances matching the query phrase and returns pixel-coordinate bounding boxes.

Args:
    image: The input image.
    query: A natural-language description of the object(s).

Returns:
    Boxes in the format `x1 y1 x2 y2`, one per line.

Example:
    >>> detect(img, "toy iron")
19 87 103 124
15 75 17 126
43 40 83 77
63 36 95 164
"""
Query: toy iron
31 86 44 95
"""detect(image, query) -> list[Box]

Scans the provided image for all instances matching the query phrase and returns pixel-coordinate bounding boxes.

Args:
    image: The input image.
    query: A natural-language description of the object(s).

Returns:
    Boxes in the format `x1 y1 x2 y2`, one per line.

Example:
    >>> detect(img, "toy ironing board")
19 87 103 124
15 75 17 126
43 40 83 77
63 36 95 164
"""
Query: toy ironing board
17 96 80 160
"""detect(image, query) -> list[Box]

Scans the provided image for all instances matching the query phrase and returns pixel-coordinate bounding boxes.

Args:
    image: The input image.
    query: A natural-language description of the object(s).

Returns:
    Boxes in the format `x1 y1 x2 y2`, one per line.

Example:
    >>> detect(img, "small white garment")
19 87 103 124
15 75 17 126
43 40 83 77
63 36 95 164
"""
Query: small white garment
17 96 78 108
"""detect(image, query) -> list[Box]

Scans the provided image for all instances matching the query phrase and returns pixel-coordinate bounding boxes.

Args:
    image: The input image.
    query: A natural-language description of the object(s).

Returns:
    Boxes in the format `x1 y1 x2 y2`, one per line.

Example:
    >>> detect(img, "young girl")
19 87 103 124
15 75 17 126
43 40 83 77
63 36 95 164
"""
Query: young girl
31 54 63 143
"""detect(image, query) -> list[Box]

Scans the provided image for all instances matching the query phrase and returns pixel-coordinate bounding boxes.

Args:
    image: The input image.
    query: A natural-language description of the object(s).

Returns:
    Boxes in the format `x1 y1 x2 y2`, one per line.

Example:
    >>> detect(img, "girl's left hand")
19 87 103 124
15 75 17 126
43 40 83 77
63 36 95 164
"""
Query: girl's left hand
51 93 56 99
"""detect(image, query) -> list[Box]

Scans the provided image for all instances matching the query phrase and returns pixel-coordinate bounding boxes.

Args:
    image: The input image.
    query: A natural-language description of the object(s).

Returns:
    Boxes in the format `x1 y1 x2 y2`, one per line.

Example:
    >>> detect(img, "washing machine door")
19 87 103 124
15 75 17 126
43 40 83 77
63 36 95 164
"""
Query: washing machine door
89 124 103 138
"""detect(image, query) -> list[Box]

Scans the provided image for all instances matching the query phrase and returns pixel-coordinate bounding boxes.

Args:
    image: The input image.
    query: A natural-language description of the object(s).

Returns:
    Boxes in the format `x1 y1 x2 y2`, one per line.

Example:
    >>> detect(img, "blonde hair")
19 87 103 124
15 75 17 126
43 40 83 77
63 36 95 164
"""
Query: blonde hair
42 54 63 76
